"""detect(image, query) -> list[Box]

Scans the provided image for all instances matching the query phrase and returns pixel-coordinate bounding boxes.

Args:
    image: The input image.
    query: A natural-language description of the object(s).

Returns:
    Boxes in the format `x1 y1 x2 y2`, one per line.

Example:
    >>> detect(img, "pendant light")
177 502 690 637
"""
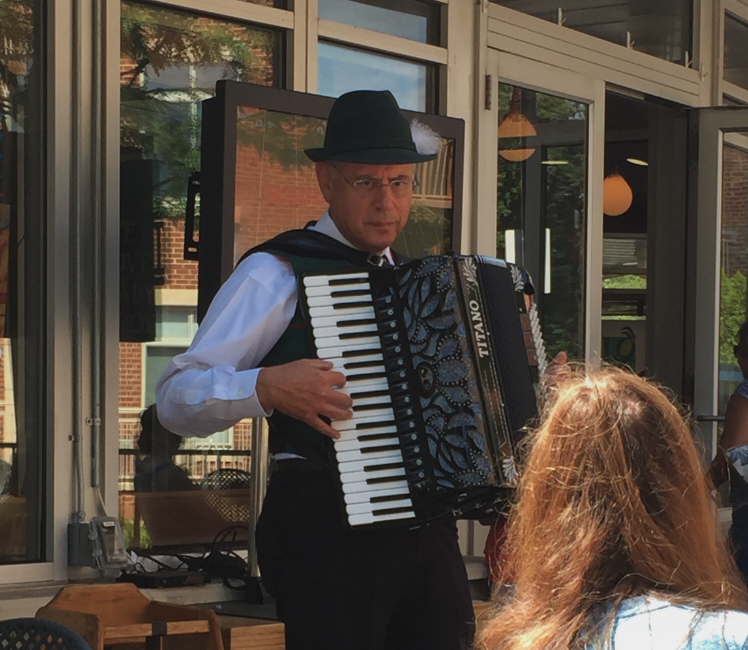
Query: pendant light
603 172 633 216
498 87 537 162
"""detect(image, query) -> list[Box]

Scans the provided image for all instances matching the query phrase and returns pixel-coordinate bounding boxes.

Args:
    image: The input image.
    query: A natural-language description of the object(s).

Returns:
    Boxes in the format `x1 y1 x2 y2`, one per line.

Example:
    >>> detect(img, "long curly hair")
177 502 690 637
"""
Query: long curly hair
479 368 747 650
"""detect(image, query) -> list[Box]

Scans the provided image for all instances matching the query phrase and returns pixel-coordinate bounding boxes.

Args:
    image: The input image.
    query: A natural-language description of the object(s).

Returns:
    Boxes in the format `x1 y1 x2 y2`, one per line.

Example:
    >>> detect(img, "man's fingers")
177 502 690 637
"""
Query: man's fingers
326 389 353 410
552 351 568 365
323 370 347 388
308 416 341 440
308 358 334 371
320 404 353 421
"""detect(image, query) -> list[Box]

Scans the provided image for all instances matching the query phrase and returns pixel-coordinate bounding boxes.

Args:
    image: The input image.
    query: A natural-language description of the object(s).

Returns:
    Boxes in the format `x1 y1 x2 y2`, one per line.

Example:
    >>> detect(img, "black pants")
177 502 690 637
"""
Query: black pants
255 465 475 650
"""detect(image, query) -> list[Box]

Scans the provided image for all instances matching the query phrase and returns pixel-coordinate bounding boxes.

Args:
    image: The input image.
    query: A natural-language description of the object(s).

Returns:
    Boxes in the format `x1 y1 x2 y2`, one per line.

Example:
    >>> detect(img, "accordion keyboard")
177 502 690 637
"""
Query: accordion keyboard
303 272 417 527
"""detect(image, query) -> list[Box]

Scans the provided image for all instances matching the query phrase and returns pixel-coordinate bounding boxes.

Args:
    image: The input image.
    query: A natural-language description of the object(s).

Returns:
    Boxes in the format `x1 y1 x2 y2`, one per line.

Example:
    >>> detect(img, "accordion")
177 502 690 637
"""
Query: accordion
300 255 547 528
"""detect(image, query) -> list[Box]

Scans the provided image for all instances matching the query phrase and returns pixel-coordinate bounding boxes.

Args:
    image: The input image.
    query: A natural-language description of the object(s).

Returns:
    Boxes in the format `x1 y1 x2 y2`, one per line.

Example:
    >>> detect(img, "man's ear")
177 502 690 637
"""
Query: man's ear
315 161 333 203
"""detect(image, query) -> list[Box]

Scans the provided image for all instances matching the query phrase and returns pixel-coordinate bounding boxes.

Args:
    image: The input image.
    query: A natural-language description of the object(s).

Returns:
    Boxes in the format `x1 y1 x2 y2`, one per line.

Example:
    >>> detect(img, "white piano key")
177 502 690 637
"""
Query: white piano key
349 511 416 526
312 323 378 339
346 499 413 516
316 343 382 360
335 447 401 464
335 425 398 441
332 409 395 431
341 378 390 394
305 282 371 297
303 273 369 287
344 485 411 505
307 294 372 308
309 305 375 319
340 467 406 484
338 455 404 475
311 315 376 330
334 436 399 452
314 335 381 350
342 479 409 495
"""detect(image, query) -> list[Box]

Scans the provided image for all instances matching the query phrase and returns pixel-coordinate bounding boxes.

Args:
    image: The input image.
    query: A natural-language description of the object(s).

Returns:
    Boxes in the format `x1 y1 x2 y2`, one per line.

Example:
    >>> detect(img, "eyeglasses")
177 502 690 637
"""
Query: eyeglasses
329 164 419 198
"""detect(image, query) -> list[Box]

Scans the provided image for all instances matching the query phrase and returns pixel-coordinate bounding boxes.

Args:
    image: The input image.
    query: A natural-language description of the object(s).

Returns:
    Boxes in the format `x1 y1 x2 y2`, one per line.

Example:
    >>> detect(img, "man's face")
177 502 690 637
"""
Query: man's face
315 161 415 254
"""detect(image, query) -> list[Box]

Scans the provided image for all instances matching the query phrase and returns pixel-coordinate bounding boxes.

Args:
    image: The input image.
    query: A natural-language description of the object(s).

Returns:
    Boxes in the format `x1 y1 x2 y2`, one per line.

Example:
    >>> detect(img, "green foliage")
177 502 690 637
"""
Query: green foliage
720 269 747 364
120 2 277 217
120 516 151 549
395 202 451 258
604 274 647 289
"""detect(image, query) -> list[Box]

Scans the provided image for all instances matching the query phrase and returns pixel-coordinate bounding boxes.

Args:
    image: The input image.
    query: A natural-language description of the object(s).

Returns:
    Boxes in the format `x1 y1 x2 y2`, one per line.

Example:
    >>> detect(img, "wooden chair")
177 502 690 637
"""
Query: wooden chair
36 583 224 650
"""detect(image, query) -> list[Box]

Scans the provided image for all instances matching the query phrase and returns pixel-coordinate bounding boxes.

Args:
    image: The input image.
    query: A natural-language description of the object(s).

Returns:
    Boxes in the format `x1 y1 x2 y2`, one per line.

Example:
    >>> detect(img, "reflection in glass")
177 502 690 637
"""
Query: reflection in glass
724 14 748 92
718 144 748 415
118 2 279 550
318 42 433 112
318 0 441 44
491 0 692 65
0 0 45 565
232 105 454 262
497 84 587 360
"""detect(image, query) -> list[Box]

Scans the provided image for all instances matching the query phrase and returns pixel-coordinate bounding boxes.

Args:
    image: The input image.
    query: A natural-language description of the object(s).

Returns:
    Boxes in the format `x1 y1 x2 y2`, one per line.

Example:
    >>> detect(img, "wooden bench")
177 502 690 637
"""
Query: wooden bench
36 583 224 650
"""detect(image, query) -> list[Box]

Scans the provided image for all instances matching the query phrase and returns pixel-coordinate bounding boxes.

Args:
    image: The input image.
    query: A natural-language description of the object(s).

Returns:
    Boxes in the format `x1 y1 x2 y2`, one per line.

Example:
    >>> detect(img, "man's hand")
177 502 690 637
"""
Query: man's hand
256 359 353 439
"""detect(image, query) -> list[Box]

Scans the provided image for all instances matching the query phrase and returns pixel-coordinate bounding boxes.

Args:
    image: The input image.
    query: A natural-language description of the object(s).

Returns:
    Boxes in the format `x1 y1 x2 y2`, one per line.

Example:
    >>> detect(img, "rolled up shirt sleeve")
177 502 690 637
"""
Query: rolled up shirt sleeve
156 252 298 437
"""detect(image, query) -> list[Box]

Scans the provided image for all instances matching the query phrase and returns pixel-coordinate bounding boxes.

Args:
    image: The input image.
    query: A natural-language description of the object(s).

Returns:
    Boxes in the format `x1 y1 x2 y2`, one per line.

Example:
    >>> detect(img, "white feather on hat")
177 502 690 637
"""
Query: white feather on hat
410 119 441 156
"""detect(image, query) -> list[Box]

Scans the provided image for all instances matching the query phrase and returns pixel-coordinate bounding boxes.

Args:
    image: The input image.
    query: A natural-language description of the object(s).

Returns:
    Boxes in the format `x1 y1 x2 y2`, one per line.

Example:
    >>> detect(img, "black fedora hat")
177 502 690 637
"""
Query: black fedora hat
305 90 439 165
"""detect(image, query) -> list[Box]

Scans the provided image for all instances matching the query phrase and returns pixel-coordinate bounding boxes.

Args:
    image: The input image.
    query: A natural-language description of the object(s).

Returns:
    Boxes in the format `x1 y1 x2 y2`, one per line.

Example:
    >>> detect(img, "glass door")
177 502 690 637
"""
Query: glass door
477 50 605 364
692 108 748 459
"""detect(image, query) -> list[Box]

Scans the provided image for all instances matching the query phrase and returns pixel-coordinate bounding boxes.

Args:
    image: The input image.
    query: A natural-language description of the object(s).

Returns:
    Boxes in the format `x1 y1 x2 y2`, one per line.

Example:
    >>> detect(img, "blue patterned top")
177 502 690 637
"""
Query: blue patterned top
736 380 748 402
727 381 748 513
590 597 748 649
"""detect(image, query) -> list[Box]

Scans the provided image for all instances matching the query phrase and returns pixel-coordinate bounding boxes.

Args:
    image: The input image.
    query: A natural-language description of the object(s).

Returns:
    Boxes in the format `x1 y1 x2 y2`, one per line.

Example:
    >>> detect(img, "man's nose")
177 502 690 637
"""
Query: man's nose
373 184 396 208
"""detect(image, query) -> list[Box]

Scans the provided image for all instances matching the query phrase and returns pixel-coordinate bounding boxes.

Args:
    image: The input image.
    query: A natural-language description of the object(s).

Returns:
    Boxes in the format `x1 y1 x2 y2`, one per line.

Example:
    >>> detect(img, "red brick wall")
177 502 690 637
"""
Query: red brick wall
722 146 748 278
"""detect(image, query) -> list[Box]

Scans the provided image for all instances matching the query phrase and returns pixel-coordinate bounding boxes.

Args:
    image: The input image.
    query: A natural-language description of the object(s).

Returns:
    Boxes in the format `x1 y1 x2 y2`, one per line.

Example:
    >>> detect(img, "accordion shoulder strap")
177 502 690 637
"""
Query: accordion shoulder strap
237 226 412 267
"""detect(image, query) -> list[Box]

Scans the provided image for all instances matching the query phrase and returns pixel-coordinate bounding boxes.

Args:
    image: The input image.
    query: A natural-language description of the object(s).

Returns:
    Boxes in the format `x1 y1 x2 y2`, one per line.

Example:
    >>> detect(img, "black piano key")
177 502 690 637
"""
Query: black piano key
328 277 369 286
359 432 399 442
339 331 378 341
330 289 373 299
342 348 381 358
372 505 414 516
356 420 397 431
353 402 392 412
338 318 377 328
334 300 373 310
349 389 390 399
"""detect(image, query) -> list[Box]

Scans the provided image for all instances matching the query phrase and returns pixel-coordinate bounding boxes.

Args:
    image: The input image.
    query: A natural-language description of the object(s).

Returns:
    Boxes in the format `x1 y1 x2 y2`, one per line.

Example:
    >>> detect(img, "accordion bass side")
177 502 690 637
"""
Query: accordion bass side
300 255 547 528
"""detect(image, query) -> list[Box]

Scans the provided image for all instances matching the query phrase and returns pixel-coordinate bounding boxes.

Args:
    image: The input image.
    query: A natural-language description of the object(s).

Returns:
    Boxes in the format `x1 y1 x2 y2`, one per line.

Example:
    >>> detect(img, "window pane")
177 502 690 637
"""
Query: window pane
718 143 748 415
0 0 46 565
119 2 278 551
318 0 441 44
318 42 434 112
491 0 692 65
497 84 588 359
724 14 748 92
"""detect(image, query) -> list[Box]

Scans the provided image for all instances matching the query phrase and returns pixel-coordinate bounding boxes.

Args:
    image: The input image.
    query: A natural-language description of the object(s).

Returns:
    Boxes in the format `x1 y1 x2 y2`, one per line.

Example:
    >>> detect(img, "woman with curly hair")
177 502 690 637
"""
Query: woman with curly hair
479 368 748 650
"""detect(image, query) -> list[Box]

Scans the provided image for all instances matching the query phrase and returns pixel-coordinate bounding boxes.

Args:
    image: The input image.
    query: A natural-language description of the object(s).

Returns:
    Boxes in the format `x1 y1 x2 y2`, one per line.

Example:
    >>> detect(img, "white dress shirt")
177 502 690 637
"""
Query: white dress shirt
155 211 393 437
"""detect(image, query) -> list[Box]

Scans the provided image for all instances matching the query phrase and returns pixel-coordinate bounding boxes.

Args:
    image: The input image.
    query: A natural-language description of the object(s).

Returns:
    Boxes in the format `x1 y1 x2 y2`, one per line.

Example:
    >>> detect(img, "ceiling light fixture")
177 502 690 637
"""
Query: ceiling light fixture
542 160 569 165
626 157 649 167
603 173 634 217
498 87 537 162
